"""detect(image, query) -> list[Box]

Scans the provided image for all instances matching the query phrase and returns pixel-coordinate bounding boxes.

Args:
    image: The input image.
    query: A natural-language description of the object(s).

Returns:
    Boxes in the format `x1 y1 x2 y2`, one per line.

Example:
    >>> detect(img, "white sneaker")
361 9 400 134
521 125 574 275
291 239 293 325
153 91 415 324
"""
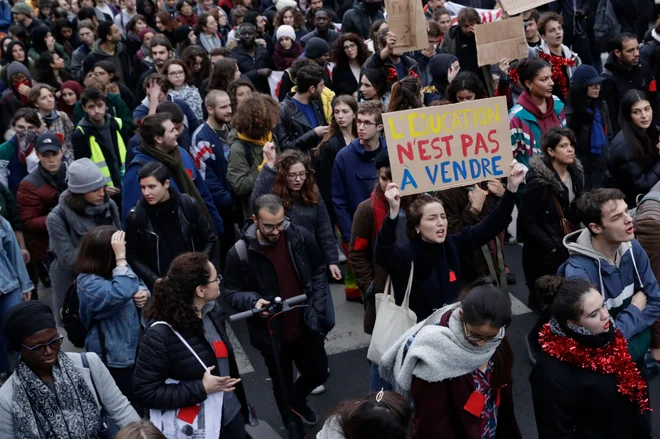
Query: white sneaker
310 384 325 395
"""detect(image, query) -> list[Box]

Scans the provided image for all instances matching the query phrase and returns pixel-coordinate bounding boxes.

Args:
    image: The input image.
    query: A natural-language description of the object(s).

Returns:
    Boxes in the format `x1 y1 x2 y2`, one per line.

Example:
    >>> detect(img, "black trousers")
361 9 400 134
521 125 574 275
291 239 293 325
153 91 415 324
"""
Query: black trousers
257 328 329 425
221 412 246 439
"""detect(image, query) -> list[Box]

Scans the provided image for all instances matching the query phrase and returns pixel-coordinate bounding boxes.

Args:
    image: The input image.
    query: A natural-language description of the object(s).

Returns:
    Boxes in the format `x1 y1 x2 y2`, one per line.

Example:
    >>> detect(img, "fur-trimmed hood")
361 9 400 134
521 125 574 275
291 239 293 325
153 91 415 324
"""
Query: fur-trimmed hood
528 155 584 195
225 38 267 50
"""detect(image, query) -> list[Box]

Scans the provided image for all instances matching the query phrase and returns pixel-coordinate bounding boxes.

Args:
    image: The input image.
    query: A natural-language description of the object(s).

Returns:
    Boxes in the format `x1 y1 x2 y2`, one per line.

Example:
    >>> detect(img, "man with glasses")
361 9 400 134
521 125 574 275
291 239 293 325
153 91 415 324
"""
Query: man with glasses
224 194 332 439
332 101 386 287
275 64 329 153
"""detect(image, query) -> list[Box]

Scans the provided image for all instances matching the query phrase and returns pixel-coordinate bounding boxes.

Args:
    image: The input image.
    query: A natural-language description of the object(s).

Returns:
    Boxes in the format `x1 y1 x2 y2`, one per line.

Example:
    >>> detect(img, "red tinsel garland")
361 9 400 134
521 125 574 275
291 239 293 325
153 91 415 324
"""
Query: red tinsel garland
538 51 577 98
539 324 651 413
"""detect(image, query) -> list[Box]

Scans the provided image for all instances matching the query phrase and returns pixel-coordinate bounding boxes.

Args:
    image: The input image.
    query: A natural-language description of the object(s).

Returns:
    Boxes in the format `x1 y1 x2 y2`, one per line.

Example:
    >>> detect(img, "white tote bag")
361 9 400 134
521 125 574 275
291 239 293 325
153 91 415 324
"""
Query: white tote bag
367 263 417 364
148 322 224 439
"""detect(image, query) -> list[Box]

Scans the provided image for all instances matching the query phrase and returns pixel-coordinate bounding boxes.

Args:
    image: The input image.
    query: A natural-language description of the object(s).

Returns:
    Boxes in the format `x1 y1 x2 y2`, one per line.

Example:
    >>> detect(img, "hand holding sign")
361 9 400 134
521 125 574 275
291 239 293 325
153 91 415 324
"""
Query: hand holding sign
505 162 528 193
385 183 401 219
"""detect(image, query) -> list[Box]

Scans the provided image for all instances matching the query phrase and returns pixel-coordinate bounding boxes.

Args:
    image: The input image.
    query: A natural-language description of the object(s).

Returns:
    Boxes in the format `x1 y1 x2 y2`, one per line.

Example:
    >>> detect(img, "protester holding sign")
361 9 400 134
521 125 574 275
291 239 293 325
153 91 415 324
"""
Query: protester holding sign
510 58 566 167
374 161 526 321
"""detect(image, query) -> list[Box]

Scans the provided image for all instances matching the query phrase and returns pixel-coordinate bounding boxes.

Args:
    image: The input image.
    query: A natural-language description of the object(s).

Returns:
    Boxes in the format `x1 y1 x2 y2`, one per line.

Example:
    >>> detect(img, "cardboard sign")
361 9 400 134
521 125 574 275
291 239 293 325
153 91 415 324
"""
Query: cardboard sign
475 16 528 67
383 97 513 196
385 0 428 54
497 0 555 16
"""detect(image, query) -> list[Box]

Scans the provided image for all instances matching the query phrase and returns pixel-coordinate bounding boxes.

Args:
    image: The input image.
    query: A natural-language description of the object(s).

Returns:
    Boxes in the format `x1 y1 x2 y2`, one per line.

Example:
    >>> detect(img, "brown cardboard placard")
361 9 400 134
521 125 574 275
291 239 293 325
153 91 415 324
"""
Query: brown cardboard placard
498 0 555 16
385 0 429 55
475 16 528 67
383 96 513 196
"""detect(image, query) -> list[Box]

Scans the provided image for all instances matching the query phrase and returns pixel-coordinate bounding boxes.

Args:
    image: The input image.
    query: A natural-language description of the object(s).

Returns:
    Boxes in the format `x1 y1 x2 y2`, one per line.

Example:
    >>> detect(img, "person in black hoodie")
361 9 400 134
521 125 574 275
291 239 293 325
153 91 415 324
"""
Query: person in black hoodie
125 162 216 290
341 0 385 40
601 32 660 134
133 252 249 438
606 89 660 206
565 65 613 190
375 162 527 321
530 276 652 439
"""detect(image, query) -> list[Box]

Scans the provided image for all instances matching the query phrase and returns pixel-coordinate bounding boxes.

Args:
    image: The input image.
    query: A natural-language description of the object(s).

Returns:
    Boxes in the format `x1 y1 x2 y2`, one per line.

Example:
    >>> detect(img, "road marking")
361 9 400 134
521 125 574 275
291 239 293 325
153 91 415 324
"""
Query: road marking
510 292 532 315
227 324 255 374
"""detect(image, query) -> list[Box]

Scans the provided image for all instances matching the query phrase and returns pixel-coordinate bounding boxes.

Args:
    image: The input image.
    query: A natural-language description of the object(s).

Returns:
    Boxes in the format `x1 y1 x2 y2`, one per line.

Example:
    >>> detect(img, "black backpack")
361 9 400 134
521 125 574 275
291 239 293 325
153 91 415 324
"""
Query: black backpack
60 280 88 348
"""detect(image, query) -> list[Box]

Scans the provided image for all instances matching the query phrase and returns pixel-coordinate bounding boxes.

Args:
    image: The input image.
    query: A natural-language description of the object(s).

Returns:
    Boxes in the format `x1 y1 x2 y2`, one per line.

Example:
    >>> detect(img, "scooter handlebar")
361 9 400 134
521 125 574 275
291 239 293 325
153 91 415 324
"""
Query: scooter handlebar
229 294 308 322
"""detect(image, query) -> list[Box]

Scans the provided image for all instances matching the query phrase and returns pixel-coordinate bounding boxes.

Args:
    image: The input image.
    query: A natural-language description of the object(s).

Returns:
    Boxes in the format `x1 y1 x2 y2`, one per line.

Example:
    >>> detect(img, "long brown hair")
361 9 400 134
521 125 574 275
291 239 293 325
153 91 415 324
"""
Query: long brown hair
315 95 357 157
76 226 118 279
272 150 318 208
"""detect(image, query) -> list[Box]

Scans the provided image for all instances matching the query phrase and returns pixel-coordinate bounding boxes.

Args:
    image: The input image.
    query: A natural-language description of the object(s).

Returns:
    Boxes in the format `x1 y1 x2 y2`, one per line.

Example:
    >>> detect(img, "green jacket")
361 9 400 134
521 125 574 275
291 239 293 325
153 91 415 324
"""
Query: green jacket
28 43 72 69
73 92 134 132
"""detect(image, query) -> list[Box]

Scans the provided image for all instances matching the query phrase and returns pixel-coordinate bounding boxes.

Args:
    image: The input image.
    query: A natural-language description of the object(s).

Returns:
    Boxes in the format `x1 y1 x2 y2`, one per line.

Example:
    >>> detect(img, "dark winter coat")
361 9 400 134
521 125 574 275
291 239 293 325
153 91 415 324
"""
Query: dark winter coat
223 222 332 352
274 94 329 153
440 26 494 97
362 51 420 89
640 29 660 92
125 189 217 290
601 52 660 134
341 1 384 40
313 132 347 226
519 156 584 292
132 305 249 419
227 38 271 95
531 347 649 438
411 309 521 439
375 190 516 321
565 99 613 190
332 63 360 96
605 130 660 206
17 163 67 261
82 40 132 86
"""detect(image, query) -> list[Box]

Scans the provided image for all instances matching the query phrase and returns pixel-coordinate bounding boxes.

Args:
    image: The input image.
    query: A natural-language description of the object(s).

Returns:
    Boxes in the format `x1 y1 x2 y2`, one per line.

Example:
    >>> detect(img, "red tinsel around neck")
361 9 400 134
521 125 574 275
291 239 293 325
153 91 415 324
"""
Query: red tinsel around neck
538 51 577 98
539 324 651 413
387 66 397 82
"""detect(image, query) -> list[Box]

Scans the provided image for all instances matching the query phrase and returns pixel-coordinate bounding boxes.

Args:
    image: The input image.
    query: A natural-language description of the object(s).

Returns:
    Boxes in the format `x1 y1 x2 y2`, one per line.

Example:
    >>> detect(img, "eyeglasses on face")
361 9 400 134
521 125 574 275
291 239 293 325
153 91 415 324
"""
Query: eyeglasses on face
168 70 185 77
22 332 64 355
260 218 289 233
463 322 504 343
206 274 223 285
343 43 357 51
286 171 308 181
357 120 376 128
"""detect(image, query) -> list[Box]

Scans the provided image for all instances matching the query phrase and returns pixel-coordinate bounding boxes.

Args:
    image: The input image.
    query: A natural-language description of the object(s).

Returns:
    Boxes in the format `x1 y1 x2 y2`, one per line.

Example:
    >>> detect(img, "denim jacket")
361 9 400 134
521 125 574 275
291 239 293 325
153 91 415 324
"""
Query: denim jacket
78 265 148 368
0 216 33 295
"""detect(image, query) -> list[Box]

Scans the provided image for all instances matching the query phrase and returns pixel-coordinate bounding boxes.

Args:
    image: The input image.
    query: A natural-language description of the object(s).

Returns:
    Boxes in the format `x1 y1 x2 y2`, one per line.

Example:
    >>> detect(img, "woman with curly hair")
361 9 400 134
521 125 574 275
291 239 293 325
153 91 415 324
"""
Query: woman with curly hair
227 93 281 222
388 76 423 112
208 57 240 92
273 6 308 41
227 77 254 112
446 70 487 103
331 33 370 96
164 58 204 120
314 95 357 226
252 148 341 279
133 252 249 438
181 45 211 90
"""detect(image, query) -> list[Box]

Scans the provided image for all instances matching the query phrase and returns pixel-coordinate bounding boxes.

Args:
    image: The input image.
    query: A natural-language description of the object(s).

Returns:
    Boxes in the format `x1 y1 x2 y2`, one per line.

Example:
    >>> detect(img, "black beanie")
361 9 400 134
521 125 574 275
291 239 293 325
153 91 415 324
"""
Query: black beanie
305 37 330 59
375 149 390 170
173 25 192 45
3 301 56 351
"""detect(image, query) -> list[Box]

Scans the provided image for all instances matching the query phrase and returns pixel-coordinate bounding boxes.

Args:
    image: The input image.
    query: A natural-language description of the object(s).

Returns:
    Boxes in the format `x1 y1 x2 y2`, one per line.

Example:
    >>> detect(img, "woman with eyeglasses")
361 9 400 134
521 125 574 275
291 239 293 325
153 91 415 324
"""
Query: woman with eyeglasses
133 252 249 438
163 58 204 121
126 162 216 291
0 301 139 437
76 226 149 406
530 276 652 438
251 148 341 281
331 33 370 97
379 278 521 439
374 163 527 322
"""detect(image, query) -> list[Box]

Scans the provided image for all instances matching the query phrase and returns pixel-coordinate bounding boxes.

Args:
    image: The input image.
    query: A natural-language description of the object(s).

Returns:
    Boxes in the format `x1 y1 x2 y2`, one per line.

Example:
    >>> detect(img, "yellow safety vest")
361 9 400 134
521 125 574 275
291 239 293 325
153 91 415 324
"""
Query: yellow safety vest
76 117 127 187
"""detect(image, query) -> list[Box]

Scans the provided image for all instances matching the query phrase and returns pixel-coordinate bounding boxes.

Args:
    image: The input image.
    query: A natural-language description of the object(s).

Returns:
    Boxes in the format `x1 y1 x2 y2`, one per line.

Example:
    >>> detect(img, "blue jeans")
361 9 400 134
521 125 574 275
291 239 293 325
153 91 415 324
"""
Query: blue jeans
0 290 22 373
370 362 392 393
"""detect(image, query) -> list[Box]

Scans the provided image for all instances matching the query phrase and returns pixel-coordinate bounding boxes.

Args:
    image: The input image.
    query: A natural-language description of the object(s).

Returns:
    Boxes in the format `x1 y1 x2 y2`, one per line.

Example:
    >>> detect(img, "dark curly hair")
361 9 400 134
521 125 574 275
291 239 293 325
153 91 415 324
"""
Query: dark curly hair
273 6 305 30
232 93 280 139
330 33 370 66
209 57 238 91
181 45 211 81
227 78 255 112
145 252 211 331
272 150 318 208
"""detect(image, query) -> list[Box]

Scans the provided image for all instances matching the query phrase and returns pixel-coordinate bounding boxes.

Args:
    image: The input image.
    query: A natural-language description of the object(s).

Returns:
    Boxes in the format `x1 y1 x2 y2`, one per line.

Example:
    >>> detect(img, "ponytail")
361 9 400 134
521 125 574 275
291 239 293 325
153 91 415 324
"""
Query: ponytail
536 275 596 325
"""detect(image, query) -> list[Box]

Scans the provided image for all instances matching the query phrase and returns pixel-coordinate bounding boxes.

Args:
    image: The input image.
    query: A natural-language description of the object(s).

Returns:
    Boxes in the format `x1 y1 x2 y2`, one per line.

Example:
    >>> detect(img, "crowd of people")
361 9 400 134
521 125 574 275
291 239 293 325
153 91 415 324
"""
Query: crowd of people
0 0 657 437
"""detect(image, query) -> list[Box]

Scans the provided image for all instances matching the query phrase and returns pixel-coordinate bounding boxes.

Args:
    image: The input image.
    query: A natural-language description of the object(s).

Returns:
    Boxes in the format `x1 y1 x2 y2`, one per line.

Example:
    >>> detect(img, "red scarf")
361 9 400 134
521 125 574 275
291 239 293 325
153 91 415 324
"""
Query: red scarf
539 324 651 413
538 51 577 98
371 189 388 238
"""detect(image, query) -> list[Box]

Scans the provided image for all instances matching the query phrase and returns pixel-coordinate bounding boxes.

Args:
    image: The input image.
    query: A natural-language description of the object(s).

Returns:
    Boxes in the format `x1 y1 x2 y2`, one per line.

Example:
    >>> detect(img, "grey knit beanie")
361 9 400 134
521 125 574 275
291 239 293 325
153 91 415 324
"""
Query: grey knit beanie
67 158 106 194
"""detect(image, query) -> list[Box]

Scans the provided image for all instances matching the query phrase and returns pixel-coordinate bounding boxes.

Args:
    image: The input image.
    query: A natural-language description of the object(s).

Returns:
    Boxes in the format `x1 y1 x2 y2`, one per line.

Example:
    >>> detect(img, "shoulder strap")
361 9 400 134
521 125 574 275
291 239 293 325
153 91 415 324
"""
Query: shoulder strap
243 142 254 168
80 353 103 405
149 321 208 372
235 239 248 265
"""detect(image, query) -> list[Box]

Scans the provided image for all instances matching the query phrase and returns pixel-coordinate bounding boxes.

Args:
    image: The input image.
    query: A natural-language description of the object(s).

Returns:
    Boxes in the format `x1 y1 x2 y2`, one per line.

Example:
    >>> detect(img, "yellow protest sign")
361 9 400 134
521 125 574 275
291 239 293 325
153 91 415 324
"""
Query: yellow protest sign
383 97 513 196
